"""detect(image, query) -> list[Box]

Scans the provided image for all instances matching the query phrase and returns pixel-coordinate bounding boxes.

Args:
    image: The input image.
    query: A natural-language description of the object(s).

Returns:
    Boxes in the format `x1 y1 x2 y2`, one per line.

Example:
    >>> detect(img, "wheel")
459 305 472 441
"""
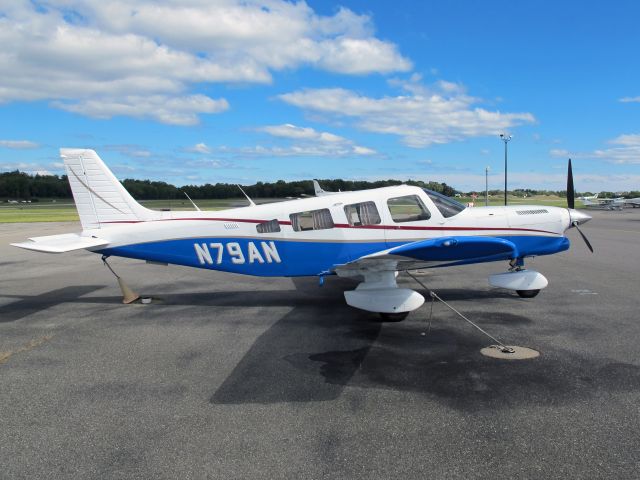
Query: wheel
378 312 410 322
516 289 540 298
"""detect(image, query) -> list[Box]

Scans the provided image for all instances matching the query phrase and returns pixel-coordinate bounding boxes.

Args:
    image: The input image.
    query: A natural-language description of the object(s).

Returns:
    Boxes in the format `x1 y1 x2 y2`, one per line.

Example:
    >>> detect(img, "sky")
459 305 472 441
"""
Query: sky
0 0 639 193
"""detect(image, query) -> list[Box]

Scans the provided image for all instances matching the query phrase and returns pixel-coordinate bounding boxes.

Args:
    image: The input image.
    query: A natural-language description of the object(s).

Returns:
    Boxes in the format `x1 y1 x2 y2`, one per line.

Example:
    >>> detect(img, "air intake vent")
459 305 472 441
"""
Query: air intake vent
516 209 549 215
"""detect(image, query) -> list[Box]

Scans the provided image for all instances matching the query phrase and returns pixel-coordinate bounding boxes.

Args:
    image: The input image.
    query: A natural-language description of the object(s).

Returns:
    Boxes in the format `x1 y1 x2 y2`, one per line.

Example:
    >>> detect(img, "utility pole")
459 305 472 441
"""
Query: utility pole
485 166 490 206
499 134 512 205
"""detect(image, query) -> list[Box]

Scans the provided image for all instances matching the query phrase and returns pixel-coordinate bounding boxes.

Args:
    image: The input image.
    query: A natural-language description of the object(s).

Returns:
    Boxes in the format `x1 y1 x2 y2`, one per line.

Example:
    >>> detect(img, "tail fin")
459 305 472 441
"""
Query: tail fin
313 179 330 196
61 148 161 229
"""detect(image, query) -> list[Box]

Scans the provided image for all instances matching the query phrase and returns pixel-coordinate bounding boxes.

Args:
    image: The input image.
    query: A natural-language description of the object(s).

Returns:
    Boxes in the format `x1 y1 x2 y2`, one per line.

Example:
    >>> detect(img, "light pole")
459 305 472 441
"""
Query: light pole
485 166 490 206
499 133 512 205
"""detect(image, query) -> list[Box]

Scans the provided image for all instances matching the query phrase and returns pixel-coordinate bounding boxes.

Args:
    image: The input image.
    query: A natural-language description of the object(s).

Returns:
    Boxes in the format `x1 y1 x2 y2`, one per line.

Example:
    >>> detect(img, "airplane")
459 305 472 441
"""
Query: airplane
624 198 640 208
580 196 625 210
577 193 598 202
313 179 345 196
11 149 593 320
313 179 334 196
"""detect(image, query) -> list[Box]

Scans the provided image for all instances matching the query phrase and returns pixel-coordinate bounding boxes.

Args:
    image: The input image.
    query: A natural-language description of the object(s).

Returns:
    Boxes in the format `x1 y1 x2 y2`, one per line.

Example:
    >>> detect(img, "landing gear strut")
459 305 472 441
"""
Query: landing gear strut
102 255 140 304
489 258 548 298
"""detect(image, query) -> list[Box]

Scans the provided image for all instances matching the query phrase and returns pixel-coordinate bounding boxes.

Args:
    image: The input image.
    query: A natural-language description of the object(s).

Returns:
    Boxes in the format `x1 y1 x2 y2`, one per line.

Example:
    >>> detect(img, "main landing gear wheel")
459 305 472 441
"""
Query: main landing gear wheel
378 312 410 322
516 289 540 298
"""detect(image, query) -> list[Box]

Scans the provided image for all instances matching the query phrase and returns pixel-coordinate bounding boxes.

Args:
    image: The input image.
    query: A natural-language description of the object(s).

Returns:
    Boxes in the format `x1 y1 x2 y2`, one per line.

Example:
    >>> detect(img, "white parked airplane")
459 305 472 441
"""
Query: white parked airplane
581 196 625 210
625 198 640 208
12 150 593 320
578 193 598 202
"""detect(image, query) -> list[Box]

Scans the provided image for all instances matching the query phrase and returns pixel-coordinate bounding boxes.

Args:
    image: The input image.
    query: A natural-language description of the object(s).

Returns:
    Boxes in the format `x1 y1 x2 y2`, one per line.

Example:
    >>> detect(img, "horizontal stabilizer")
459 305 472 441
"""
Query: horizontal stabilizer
11 233 109 253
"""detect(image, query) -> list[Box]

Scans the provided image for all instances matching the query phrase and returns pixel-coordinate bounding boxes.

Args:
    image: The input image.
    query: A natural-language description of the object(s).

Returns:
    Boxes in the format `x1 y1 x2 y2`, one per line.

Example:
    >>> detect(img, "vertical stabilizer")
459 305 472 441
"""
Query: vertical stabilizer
61 148 160 229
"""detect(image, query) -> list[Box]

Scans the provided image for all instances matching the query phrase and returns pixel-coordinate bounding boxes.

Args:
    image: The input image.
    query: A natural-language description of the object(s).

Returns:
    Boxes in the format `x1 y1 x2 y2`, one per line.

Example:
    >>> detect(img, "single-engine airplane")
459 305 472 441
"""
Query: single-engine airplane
12 150 593 320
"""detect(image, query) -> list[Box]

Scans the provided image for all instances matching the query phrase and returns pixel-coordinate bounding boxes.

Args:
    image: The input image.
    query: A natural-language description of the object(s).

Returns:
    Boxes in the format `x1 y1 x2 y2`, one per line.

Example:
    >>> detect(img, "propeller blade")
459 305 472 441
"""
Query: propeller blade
573 222 594 253
567 158 575 209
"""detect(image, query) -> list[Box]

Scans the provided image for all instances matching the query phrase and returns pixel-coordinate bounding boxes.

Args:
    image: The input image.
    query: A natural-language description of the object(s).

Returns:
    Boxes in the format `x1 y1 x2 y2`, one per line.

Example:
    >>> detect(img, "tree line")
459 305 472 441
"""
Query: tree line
0 170 457 200
3 170 638 201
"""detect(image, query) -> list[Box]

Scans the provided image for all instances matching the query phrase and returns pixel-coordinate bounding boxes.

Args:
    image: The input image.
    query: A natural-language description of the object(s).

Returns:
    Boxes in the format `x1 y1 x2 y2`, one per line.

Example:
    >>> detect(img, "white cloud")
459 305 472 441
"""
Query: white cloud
187 143 212 154
52 95 229 126
0 1 410 124
610 134 640 146
0 140 40 149
102 144 152 158
550 134 640 165
256 123 376 156
259 124 346 143
279 79 535 147
619 96 640 103
235 144 375 157
0 162 60 176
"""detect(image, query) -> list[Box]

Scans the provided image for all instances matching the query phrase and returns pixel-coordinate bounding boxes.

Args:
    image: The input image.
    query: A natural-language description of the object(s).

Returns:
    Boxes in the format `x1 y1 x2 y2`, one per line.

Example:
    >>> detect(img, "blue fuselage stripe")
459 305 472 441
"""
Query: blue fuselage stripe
98 235 570 277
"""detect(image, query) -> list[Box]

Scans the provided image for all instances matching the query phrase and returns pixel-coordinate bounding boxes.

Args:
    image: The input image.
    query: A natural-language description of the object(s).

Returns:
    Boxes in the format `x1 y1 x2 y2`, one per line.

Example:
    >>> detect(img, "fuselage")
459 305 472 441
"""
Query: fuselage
94 185 573 277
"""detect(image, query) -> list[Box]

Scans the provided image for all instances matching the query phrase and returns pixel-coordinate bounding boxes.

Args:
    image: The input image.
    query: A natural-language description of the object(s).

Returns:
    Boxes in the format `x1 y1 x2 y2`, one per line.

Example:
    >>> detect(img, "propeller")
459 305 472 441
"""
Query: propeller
567 158 594 253
573 223 593 253
567 158 575 209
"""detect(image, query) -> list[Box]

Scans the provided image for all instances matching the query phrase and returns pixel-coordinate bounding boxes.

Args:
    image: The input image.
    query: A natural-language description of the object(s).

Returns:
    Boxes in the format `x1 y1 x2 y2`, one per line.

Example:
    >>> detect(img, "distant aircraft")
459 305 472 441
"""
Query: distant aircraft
12 150 592 320
578 193 599 202
580 196 625 210
625 198 640 208
313 180 346 197
313 180 333 196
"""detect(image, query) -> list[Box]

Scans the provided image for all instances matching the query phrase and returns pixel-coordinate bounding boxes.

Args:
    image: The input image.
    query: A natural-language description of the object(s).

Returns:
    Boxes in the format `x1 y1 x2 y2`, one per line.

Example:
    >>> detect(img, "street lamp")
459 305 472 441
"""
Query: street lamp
485 166 490 206
499 133 512 205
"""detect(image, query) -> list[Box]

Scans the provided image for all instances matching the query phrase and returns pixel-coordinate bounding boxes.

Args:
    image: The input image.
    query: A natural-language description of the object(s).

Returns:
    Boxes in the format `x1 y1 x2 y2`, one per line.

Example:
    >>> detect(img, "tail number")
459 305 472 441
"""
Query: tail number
194 241 281 265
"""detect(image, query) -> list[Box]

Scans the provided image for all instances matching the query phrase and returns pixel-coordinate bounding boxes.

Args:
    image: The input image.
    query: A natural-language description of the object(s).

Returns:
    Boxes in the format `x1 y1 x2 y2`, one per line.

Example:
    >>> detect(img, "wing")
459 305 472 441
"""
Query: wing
336 236 518 274
11 233 109 253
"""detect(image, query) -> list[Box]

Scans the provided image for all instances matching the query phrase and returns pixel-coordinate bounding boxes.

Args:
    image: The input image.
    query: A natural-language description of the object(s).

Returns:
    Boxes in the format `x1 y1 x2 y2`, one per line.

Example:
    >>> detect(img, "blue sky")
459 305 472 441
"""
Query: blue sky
1 0 639 192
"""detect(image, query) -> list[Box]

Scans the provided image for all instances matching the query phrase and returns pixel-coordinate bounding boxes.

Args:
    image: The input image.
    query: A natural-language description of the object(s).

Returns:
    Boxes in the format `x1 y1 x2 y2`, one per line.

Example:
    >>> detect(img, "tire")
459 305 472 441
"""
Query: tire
516 289 540 298
378 312 410 322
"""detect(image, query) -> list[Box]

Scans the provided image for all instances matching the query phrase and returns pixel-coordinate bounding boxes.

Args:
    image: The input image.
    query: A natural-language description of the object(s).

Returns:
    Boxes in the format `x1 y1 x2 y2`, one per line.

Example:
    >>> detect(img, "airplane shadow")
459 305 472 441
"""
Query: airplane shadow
211 305 640 411
0 285 104 323
5 280 637 412
207 277 640 410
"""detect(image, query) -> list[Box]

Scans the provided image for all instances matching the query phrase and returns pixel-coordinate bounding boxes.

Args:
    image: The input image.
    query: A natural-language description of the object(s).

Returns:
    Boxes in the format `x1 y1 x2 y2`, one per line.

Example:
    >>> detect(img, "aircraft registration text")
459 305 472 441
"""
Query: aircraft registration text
194 241 281 265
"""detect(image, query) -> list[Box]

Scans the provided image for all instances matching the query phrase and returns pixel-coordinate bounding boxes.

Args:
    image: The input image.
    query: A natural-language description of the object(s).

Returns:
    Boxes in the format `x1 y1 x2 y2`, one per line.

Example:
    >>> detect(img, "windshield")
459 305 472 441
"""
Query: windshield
423 189 466 218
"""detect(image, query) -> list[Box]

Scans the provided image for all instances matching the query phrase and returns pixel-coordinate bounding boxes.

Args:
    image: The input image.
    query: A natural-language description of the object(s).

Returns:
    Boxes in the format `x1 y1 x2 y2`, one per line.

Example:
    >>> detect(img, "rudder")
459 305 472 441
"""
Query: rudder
61 148 160 229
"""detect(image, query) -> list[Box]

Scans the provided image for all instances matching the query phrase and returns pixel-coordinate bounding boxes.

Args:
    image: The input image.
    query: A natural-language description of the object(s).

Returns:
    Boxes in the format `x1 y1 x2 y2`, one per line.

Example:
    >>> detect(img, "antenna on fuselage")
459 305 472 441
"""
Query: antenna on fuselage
183 191 201 211
237 184 256 207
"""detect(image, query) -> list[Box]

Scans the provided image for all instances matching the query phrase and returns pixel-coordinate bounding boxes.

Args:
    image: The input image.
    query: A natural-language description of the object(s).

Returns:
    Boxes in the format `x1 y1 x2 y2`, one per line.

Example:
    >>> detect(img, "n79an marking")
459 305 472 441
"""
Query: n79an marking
194 241 281 265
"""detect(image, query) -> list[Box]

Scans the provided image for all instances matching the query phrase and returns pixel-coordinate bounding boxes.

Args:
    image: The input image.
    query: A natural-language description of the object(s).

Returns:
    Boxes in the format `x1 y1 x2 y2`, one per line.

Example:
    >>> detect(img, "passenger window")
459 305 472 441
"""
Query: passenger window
344 201 381 226
256 219 281 233
290 208 335 231
387 195 431 223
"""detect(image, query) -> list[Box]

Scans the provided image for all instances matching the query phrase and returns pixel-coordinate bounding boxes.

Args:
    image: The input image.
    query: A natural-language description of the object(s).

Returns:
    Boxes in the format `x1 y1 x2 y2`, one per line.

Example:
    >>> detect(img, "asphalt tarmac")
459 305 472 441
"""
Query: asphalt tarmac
1 210 639 479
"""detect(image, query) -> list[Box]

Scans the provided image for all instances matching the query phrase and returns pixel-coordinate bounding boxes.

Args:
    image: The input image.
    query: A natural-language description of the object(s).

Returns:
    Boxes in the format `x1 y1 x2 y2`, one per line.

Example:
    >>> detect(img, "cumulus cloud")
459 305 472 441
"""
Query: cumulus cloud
53 95 229 125
0 140 40 149
619 96 640 103
187 143 213 154
102 144 152 158
256 123 376 156
279 79 535 147
550 134 640 165
0 1 410 124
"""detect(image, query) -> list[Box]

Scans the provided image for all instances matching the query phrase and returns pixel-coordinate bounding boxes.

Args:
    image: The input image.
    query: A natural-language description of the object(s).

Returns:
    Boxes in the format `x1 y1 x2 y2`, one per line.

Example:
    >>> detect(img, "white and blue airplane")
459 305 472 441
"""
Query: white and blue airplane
12 150 592 320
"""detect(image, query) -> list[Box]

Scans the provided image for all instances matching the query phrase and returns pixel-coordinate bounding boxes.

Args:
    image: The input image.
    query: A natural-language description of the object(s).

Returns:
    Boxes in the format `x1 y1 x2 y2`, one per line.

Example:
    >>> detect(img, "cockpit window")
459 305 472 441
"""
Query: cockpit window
423 189 466 218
